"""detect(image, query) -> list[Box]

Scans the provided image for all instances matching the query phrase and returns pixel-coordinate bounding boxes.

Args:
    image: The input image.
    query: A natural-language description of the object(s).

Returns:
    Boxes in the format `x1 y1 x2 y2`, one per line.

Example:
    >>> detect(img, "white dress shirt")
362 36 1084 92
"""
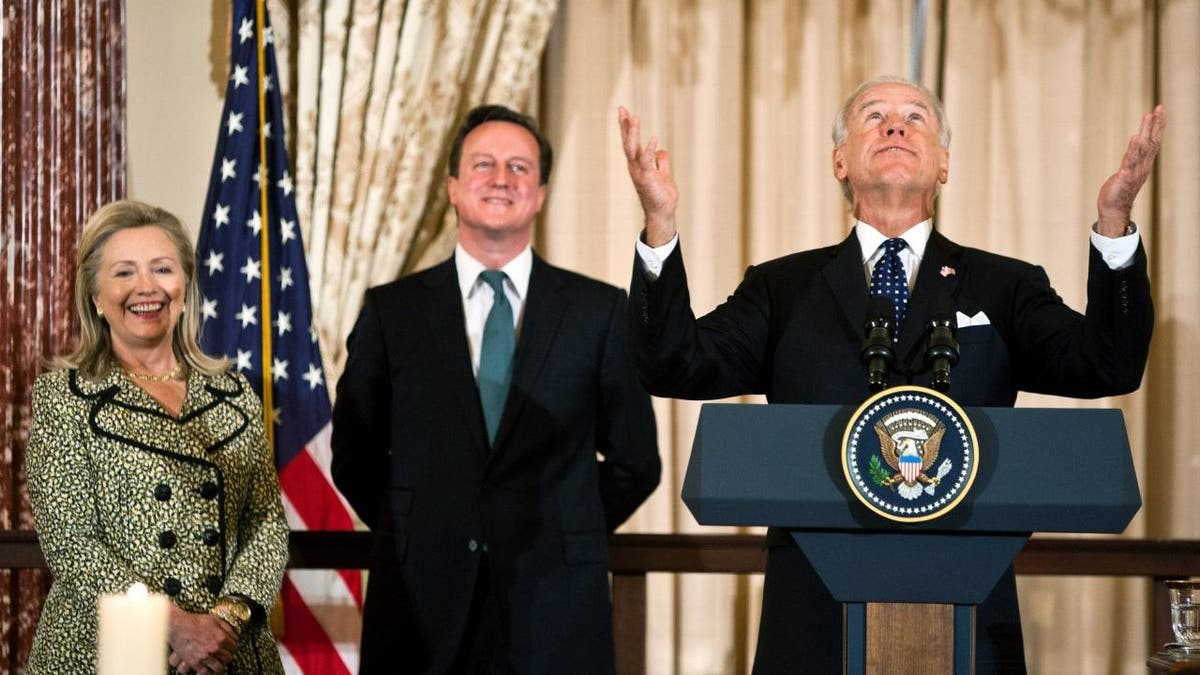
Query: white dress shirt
855 219 931 290
635 221 1140 281
455 244 532 378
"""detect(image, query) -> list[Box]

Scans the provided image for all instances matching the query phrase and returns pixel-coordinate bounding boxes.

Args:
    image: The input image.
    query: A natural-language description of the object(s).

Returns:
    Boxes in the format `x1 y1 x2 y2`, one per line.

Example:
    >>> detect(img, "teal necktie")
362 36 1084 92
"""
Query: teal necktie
478 270 514 444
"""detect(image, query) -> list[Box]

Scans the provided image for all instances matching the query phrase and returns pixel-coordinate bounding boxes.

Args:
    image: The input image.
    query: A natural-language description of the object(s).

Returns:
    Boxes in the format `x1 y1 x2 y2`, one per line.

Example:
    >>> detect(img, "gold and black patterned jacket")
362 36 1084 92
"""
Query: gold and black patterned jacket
25 367 289 674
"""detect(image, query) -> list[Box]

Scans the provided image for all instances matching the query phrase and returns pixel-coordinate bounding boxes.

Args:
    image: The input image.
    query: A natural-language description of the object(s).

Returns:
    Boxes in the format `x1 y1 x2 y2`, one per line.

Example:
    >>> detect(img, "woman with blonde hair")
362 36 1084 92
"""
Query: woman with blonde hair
26 199 289 674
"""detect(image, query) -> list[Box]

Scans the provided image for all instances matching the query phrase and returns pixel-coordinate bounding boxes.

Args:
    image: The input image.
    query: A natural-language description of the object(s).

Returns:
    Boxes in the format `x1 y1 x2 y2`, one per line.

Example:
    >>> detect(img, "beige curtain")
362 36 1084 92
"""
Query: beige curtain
291 0 559 384
540 0 1198 673
541 3 918 672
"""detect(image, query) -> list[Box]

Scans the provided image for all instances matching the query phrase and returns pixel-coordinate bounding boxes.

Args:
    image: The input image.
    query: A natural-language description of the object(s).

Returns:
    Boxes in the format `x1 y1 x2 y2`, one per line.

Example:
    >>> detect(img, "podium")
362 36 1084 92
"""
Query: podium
682 402 1141 674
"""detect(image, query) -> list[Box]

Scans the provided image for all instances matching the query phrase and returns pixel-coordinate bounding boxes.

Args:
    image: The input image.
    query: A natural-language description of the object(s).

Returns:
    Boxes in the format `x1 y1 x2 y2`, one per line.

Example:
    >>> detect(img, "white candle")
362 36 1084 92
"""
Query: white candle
97 582 170 675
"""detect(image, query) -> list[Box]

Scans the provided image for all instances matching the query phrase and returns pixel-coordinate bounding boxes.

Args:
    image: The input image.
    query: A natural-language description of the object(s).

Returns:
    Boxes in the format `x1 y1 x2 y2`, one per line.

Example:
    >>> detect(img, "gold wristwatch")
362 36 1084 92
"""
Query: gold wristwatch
210 596 252 635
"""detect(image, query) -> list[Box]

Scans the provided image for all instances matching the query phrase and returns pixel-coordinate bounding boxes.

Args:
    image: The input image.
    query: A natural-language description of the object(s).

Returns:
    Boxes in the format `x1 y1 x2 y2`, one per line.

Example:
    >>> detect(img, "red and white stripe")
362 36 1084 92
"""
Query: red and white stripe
277 422 362 675
899 456 921 484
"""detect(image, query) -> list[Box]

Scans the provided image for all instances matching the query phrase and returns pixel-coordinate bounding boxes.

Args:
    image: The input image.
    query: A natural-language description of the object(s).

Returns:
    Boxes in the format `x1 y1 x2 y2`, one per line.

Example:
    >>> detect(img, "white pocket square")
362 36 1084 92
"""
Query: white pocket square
955 311 991 327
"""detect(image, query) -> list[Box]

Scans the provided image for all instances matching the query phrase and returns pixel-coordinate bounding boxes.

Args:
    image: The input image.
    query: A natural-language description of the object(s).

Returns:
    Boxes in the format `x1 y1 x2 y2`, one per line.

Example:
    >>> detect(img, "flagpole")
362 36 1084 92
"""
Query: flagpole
255 0 275 453
198 3 363 666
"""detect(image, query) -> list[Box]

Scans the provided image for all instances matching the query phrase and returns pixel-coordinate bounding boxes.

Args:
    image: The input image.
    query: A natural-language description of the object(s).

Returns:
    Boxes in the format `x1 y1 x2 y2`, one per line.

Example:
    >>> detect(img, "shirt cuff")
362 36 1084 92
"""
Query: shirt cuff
635 233 680 280
1090 223 1140 270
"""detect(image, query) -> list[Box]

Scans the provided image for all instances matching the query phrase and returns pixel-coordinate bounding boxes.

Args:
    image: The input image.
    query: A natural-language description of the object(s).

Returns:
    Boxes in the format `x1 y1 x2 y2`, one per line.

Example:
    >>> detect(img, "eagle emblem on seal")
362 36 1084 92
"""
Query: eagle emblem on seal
872 409 954 500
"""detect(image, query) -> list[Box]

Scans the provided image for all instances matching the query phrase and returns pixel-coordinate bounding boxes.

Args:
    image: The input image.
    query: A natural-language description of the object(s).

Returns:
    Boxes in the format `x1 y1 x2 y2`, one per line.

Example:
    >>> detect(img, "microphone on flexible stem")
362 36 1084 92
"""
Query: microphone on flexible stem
861 295 895 392
925 296 960 392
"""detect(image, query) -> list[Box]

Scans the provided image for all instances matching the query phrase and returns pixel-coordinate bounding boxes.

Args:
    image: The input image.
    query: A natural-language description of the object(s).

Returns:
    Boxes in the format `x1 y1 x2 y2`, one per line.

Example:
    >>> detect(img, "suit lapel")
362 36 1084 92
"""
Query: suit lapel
895 230 964 365
419 257 489 451
490 255 567 453
82 370 248 461
82 371 169 454
823 232 870 337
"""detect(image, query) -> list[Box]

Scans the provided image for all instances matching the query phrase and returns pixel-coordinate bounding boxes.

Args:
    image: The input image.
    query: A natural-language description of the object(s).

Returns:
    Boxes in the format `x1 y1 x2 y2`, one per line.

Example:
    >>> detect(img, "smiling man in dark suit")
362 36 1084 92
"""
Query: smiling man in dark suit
618 76 1165 674
332 104 660 674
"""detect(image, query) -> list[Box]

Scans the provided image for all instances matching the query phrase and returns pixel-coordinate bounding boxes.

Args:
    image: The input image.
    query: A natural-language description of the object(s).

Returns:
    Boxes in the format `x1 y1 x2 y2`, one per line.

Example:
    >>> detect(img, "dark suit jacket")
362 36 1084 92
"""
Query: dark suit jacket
332 253 660 675
629 230 1152 673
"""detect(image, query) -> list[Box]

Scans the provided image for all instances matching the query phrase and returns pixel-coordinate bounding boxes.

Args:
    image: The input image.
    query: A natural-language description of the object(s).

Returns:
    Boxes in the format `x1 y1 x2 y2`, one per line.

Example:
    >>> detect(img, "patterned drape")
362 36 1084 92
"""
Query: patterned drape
290 0 559 386
0 0 127 670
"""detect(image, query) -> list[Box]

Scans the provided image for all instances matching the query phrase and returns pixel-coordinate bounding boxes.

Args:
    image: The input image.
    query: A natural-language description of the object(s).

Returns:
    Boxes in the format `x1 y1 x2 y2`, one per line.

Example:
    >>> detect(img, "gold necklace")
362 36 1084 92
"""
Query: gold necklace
124 363 183 382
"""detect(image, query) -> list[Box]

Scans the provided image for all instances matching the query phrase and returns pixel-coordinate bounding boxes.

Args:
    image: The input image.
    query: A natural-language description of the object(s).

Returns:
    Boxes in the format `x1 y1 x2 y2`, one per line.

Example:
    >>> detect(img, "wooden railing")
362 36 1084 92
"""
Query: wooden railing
5 531 1200 673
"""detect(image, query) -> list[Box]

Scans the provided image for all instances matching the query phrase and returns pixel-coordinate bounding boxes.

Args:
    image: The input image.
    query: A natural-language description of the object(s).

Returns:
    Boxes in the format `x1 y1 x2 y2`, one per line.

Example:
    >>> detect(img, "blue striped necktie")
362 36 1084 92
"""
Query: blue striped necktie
478 270 514 444
869 238 909 340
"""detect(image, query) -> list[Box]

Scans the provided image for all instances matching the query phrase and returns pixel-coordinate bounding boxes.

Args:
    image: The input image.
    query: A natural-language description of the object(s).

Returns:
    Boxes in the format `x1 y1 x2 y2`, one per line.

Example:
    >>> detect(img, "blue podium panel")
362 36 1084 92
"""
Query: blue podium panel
792 531 1028 604
682 403 1140 534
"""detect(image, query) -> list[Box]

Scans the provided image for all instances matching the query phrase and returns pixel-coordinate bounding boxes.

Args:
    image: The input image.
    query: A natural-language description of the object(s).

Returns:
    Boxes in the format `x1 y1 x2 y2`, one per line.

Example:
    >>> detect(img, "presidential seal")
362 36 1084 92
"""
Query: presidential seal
841 386 978 523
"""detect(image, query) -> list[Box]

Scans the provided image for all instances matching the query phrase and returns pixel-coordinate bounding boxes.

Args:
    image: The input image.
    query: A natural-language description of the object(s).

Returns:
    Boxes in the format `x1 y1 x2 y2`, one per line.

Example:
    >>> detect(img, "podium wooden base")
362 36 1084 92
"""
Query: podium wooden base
846 603 974 675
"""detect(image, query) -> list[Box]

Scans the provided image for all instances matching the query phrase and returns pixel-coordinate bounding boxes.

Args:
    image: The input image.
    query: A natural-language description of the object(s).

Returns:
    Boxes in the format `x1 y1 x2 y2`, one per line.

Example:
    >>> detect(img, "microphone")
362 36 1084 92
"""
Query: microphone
925 296 960 392
861 295 895 392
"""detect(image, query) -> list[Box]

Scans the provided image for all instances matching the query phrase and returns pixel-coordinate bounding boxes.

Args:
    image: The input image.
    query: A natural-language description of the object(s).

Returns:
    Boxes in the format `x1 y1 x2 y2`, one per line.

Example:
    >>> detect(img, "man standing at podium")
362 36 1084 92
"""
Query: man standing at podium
618 76 1164 673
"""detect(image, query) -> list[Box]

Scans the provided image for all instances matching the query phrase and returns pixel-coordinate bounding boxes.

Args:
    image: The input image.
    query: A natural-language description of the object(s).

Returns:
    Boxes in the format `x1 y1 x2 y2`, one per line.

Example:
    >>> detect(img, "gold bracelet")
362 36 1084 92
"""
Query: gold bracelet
210 598 251 635
210 606 243 634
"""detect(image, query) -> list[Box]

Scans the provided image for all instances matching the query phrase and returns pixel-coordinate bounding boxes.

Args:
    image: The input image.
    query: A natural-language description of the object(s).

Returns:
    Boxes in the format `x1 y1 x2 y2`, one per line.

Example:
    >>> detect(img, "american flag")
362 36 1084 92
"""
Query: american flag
195 1 361 672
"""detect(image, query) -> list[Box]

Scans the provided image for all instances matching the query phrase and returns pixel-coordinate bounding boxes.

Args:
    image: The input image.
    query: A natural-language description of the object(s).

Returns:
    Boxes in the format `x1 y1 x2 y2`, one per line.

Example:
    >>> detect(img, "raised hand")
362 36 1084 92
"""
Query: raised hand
1096 105 1166 237
618 106 679 247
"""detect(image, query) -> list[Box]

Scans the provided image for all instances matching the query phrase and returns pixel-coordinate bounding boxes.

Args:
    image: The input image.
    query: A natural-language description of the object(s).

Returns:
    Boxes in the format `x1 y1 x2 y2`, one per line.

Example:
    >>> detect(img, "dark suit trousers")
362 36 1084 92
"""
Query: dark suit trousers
752 544 1027 675
450 555 515 675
